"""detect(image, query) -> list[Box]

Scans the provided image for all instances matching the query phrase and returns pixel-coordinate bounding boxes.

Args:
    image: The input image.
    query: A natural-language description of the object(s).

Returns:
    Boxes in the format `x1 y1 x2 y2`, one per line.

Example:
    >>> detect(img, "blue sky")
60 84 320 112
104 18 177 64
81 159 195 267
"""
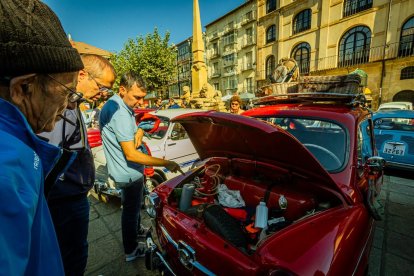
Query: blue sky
43 0 246 53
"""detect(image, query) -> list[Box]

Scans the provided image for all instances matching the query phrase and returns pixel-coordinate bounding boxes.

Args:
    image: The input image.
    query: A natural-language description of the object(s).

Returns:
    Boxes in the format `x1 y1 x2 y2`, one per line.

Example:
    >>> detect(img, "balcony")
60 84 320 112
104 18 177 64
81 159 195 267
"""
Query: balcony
223 68 237 77
223 59 237 67
343 0 372 18
210 51 221 59
241 11 256 26
241 62 254 71
209 32 219 42
210 70 221 78
312 42 414 72
178 71 191 80
223 22 235 34
241 36 255 48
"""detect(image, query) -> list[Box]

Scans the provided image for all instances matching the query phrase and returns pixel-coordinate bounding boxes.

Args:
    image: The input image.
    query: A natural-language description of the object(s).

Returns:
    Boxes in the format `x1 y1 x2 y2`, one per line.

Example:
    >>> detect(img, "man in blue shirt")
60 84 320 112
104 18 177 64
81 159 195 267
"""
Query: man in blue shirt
100 72 181 261
0 0 84 274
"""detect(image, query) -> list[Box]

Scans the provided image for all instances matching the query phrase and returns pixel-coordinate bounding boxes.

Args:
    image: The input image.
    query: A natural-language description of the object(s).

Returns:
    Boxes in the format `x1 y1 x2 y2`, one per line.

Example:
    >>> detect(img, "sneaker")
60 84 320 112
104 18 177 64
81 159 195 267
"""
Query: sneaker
137 224 150 238
125 242 146 262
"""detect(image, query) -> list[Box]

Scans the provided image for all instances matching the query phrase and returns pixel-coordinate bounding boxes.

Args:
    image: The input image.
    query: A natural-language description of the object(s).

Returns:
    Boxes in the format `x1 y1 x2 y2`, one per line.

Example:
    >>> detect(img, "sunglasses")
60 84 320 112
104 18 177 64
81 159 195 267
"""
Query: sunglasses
46 74 84 103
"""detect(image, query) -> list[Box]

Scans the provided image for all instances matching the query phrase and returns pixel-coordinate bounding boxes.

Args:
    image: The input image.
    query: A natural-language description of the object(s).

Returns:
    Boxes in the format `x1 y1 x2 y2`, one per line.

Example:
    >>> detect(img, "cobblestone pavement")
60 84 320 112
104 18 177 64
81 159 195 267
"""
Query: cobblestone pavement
86 171 414 276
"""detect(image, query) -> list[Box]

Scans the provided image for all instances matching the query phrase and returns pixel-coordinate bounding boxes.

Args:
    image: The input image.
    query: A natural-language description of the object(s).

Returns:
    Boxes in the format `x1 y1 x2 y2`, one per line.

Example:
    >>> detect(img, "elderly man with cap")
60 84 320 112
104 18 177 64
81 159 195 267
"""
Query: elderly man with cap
39 54 116 276
0 0 83 274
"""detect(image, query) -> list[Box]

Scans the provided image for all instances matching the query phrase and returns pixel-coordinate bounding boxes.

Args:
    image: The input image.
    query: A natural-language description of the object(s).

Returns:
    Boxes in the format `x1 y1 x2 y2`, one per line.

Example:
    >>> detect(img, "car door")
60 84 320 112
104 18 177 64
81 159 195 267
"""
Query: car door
357 118 384 220
164 122 199 171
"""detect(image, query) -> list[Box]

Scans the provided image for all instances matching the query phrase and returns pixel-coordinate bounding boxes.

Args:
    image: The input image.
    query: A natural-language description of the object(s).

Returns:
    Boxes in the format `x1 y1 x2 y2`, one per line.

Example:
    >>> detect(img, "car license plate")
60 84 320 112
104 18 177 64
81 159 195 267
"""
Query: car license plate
383 143 405 155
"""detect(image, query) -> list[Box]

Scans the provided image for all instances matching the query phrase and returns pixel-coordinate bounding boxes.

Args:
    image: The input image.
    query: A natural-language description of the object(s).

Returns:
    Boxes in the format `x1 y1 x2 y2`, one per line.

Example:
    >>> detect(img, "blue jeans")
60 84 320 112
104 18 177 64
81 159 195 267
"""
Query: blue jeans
120 178 144 254
48 195 90 276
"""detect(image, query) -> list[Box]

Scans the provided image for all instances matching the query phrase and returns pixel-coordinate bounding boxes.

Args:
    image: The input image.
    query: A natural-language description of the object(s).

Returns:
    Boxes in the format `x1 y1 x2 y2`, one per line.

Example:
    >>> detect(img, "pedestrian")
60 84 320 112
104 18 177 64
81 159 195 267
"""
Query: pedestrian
0 0 84 274
167 97 180 109
154 97 163 109
99 72 181 262
39 54 116 275
229 95 245 114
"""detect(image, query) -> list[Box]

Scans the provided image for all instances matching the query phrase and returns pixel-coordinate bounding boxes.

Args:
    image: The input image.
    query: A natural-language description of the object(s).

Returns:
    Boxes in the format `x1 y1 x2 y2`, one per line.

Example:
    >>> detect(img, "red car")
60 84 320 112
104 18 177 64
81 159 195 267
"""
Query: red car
144 93 385 275
87 108 155 149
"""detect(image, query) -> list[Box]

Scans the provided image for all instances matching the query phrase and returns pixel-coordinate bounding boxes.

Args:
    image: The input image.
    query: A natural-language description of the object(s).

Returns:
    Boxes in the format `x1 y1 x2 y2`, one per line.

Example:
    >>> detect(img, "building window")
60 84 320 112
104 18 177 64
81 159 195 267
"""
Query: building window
213 83 219 91
338 26 371 67
223 53 236 67
293 9 311 34
245 77 253 92
223 32 235 46
266 25 276 43
267 0 276 13
291 42 311 75
343 0 373 17
399 17 414 57
266 55 276 79
211 42 219 57
401 66 414 80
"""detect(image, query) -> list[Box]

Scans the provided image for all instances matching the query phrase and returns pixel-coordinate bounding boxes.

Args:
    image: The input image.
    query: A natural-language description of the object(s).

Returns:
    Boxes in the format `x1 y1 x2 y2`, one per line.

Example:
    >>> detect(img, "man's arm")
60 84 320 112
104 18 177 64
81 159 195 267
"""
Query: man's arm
120 140 181 173
134 128 144 149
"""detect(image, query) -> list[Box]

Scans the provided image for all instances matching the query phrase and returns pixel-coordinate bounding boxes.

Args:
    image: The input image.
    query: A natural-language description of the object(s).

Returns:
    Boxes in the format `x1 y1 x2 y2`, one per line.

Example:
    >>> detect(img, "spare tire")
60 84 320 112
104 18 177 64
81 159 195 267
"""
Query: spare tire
203 205 247 249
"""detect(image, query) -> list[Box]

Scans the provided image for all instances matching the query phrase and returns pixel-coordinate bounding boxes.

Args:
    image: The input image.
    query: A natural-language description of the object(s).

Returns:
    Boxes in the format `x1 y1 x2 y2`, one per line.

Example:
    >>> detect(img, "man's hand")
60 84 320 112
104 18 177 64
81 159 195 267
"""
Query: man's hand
166 161 183 175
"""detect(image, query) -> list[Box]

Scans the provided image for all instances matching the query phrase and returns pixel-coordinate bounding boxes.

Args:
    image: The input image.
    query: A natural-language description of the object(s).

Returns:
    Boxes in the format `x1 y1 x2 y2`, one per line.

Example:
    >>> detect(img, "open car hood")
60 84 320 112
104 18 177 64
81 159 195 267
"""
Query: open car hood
173 111 346 196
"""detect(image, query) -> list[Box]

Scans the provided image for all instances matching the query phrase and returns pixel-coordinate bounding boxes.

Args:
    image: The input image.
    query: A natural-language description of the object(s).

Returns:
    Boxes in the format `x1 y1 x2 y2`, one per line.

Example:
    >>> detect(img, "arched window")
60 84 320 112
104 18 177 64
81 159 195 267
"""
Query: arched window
267 0 276 14
399 17 414 57
293 9 311 34
291 42 311 74
401 66 414 80
343 0 373 17
266 25 276 43
338 26 371 67
266 55 276 79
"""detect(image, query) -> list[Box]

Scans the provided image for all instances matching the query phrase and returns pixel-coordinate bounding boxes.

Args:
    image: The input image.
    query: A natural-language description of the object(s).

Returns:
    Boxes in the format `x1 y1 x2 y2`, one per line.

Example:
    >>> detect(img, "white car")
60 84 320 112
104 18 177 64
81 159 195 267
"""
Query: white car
378 101 413 111
93 109 205 189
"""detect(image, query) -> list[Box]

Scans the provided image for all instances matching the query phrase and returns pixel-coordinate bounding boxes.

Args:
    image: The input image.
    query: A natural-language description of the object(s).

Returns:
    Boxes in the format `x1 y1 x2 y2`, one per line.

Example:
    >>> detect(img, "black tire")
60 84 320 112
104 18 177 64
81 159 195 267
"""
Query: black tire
203 205 247 249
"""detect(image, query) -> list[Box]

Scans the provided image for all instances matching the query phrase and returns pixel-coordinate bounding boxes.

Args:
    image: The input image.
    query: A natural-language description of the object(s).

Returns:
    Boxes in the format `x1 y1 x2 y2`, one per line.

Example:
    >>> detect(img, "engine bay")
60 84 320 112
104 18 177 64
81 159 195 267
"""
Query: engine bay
167 157 343 254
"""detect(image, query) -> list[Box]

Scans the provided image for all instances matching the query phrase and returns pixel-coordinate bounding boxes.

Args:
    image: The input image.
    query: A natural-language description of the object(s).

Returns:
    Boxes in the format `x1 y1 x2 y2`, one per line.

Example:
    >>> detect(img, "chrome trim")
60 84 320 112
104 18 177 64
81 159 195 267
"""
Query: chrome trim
386 161 414 170
160 225 178 249
159 224 216 276
155 251 177 276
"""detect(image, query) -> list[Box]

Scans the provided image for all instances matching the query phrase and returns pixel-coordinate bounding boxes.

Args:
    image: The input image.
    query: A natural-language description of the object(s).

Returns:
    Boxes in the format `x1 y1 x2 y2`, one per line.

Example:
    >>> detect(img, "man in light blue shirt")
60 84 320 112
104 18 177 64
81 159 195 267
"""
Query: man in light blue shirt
99 72 180 262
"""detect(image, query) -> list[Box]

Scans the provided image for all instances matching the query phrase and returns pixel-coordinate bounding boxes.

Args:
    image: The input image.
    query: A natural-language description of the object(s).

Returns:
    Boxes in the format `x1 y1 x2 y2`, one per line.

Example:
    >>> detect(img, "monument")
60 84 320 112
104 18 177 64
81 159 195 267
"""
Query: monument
188 0 226 111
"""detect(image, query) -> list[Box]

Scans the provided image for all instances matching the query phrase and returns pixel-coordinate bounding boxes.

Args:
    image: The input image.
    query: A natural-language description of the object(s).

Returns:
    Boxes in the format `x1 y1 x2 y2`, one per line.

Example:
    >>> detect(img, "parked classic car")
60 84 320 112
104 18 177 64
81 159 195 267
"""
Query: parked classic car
144 93 385 276
373 110 414 171
377 101 413 111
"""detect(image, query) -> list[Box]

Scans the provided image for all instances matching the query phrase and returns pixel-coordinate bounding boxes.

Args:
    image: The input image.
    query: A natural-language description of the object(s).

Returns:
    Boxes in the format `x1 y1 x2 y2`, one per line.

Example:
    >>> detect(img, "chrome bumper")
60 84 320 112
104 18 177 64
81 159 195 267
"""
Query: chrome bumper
145 222 216 276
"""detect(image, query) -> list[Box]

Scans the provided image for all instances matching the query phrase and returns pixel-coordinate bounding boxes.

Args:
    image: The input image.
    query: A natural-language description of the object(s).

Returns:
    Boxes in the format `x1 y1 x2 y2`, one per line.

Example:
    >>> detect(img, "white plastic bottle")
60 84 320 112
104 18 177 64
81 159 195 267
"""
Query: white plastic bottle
254 201 268 228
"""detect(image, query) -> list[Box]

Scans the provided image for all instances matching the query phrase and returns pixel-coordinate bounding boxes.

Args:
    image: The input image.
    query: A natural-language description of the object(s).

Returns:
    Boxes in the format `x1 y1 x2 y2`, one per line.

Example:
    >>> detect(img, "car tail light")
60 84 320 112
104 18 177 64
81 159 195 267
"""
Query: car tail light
143 142 155 177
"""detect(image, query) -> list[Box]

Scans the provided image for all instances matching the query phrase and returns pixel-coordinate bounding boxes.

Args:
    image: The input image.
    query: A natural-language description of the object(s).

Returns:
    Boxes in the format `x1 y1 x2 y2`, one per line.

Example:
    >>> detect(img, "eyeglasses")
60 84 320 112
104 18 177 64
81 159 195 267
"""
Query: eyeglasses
87 71 112 93
46 74 84 103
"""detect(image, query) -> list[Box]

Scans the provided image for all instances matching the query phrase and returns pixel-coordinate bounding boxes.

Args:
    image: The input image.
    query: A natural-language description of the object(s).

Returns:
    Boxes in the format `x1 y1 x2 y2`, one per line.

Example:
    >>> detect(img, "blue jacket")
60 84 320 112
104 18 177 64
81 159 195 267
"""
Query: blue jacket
0 98 65 275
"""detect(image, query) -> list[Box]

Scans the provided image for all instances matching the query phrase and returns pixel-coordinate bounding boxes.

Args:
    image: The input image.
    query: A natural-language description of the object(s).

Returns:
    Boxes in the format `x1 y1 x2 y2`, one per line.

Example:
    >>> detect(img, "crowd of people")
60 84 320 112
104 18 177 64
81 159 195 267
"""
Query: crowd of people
0 1 252 275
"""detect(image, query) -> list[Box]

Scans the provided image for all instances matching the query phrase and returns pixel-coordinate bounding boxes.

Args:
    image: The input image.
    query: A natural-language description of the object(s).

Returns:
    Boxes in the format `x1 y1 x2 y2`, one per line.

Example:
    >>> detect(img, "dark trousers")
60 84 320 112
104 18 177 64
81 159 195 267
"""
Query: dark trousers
120 178 144 254
49 195 90 276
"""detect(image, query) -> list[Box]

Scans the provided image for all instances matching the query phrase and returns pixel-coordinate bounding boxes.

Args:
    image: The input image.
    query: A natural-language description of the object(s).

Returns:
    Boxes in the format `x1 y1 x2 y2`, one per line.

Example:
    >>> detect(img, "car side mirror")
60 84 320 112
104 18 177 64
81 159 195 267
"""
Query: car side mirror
366 156 386 174
170 130 179 140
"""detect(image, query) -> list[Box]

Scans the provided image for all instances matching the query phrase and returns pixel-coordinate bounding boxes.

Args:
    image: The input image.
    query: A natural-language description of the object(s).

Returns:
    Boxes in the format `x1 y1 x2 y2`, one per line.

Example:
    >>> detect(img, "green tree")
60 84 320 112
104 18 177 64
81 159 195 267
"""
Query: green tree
111 27 177 94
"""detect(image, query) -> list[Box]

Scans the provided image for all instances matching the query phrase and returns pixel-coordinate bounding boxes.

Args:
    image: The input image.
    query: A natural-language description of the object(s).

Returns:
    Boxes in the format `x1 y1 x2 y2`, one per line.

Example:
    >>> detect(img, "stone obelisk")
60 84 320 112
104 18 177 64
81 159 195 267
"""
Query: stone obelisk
191 0 207 98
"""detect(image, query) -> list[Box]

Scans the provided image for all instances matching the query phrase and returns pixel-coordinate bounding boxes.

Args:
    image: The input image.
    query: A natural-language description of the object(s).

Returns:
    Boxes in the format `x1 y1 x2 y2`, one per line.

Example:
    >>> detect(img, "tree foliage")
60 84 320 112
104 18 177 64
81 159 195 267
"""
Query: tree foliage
111 28 177 92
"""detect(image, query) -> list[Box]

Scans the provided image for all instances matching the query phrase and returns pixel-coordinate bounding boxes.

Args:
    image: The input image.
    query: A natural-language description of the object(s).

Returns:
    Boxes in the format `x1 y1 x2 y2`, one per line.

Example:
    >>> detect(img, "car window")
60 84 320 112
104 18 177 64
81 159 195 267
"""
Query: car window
374 117 414 132
261 117 347 172
357 120 374 171
170 123 188 141
146 116 169 139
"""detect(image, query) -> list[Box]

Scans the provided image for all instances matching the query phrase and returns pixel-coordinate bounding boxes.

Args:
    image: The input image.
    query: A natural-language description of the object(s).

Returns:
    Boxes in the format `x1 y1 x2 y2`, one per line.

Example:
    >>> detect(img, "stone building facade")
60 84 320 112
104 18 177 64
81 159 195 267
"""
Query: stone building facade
256 0 414 109
205 0 258 98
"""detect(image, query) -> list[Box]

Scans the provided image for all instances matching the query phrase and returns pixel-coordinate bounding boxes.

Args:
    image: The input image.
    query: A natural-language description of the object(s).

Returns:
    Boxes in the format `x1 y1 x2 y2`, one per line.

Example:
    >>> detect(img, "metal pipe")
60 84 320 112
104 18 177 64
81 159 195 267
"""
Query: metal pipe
379 0 393 106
